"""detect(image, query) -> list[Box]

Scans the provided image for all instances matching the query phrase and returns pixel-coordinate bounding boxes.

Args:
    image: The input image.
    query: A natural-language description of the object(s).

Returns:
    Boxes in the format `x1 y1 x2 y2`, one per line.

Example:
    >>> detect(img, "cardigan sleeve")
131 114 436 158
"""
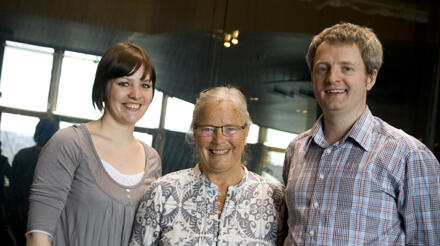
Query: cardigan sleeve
27 127 82 235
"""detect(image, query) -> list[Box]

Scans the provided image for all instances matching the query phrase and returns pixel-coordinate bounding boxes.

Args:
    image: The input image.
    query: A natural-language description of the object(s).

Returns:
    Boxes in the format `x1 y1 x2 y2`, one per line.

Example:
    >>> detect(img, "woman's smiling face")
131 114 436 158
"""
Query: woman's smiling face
103 65 153 126
194 99 248 175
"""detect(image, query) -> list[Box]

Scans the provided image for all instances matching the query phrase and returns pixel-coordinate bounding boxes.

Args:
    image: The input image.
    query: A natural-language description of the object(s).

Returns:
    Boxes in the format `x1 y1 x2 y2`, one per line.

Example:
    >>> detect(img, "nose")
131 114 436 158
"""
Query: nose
129 85 141 99
212 128 226 143
326 67 341 83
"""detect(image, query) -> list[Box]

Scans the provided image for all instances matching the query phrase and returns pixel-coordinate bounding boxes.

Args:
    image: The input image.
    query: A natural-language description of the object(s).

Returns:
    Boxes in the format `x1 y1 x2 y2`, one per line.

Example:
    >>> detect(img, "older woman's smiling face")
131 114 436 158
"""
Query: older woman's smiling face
194 99 248 175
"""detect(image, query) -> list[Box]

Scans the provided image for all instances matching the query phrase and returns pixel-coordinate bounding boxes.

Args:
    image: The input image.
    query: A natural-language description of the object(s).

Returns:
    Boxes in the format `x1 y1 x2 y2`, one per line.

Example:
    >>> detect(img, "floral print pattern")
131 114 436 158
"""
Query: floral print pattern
129 165 286 246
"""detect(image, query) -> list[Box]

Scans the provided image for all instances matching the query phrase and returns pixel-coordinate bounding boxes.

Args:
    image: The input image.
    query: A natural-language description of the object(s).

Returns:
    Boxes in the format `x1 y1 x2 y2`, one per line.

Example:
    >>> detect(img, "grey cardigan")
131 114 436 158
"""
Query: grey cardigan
27 124 161 246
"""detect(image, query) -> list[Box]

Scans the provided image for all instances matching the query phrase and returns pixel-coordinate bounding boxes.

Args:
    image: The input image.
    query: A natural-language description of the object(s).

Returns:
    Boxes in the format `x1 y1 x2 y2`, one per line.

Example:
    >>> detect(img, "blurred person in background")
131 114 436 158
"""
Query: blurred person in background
8 116 59 246
0 140 11 245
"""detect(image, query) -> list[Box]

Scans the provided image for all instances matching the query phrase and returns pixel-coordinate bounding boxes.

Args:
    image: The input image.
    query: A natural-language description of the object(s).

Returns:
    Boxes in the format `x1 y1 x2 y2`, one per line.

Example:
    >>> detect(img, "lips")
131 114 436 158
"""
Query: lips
210 149 230 155
326 89 346 93
124 103 141 109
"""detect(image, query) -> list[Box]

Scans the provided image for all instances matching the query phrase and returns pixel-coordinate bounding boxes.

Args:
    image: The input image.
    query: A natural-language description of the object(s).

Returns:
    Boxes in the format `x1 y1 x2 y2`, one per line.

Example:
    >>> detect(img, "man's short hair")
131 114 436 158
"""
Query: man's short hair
306 22 383 75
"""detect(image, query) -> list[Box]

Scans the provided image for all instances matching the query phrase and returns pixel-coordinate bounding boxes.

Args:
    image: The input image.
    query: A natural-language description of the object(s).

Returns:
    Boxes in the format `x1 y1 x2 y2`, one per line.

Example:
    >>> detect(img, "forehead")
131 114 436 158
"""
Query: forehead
196 99 244 125
314 41 363 65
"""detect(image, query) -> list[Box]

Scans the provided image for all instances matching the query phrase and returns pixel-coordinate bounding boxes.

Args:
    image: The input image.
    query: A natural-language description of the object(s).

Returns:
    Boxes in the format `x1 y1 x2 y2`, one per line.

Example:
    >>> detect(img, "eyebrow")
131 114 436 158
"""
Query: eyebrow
314 60 357 66
119 76 152 83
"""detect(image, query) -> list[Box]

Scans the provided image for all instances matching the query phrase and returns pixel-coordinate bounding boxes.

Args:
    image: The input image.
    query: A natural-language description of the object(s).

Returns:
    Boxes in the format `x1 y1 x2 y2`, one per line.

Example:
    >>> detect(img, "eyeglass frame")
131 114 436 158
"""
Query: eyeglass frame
193 124 247 137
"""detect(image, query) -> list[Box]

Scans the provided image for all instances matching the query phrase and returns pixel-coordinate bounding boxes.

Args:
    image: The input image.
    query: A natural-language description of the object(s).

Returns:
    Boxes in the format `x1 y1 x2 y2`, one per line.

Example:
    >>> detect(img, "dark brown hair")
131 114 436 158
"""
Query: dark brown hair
92 42 156 110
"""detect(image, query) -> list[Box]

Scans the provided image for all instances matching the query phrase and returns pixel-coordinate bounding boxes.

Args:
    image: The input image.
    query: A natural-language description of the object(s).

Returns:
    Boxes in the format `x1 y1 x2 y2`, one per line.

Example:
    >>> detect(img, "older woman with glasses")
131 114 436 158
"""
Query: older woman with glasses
129 86 286 246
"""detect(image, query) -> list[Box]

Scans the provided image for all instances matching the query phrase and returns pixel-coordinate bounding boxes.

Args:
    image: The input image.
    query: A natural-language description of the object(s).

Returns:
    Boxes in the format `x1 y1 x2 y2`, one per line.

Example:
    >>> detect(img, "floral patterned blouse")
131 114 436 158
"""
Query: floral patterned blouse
129 164 286 246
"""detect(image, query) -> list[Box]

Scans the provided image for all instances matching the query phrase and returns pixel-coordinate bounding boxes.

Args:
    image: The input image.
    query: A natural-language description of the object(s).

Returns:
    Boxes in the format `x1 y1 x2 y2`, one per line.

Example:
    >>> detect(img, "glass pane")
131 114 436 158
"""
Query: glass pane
261 171 282 184
264 128 297 149
261 149 285 183
164 97 194 133
267 150 285 166
59 121 74 129
134 131 153 146
55 51 101 120
0 113 39 163
247 123 259 144
136 90 162 129
0 41 53 111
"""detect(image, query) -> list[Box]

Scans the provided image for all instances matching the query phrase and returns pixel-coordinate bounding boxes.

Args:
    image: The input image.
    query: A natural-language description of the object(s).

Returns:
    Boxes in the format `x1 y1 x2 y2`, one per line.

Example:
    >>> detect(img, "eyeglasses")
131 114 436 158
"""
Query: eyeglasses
194 124 246 137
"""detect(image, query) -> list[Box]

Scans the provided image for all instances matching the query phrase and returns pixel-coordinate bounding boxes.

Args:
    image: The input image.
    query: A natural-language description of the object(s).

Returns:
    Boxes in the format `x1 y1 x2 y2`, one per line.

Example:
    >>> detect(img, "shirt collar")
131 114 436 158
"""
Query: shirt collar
345 106 375 152
309 107 375 152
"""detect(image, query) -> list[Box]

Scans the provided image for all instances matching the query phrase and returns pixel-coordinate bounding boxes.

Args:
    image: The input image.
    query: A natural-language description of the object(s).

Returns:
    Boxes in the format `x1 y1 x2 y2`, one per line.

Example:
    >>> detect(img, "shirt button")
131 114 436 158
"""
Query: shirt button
325 149 331 154
127 194 131 198
313 202 319 208
319 174 324 180
126 189 130 192
309 231 315 236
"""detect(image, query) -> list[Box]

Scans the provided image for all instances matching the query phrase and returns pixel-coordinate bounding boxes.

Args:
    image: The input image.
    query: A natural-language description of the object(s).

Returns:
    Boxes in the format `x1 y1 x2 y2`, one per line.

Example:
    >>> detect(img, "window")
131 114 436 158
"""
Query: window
264 128 297 149
247 123 259 144
0 113 39 162
134 131 153 146
136 90 163 129
0 41 163 165
0 41 54 111
59 121 74 129
266 150 285 167
164 97 194 133
55 51 101 120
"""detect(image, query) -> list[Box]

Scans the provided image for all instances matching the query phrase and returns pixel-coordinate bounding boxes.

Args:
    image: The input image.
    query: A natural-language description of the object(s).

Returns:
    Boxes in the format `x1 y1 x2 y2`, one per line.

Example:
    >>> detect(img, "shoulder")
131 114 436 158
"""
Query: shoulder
140 142 159 157
372 116 431 154
247 171 285 195
144 168 195 199
140 142 162 176
141 142 161 164
40 125 89 159
150 168 194 188
14 146 35 157
369 116 439 171
286 128 313 151
47 125 87 147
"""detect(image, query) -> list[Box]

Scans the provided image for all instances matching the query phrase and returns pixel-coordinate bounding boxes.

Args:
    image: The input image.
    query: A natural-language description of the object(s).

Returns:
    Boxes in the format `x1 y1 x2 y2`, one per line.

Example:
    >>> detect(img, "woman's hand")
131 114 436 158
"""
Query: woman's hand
26 232 51 246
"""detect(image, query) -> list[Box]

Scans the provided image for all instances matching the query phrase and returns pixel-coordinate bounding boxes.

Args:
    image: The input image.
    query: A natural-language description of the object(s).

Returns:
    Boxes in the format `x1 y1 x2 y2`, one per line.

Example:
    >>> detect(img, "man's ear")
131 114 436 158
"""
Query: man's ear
366 69 378 91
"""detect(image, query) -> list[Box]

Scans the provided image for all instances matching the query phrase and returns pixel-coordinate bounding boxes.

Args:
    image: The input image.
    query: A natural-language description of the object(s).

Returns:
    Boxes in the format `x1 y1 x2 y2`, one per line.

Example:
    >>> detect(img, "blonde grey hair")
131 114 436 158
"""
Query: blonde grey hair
191 85 252 128
186 85 252 144
306 22 383 75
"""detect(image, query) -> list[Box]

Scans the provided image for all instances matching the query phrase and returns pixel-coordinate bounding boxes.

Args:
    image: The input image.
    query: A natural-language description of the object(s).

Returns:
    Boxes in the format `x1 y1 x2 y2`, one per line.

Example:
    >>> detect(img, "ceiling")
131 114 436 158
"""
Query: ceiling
0 0 437 134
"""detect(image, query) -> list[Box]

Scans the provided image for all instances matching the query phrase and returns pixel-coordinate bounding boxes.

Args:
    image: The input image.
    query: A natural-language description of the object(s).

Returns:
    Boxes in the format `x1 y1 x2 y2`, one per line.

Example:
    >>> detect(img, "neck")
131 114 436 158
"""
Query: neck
322 106 366 145
199 163 244 191
86 116 135 143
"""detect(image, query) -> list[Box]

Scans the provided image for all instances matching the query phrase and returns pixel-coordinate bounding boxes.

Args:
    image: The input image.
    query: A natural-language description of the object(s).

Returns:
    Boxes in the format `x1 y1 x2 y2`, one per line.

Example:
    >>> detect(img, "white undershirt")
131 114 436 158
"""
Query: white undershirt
101 159 144 186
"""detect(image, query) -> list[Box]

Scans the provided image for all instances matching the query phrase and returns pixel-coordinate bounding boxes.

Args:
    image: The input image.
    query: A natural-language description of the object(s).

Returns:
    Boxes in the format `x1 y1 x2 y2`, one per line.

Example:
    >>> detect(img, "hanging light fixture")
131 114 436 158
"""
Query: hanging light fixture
224 33 232 48
223 30 239 48
231 30 239 45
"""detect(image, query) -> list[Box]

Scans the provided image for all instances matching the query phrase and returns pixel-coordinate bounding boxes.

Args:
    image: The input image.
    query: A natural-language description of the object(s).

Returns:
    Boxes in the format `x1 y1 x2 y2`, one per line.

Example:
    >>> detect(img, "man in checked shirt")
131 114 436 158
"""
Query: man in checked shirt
283 22 440 245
